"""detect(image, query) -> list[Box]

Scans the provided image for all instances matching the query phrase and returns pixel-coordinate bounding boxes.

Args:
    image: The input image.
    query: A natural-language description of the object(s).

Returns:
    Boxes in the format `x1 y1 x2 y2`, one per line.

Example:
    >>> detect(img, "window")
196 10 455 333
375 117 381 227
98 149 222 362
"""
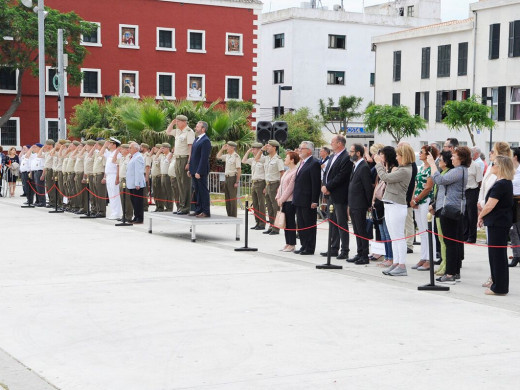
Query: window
119 70 139 97
437 44 451 77
187 74 205 101
226 33 243 55
392 93 400 106
45 119 60 141
188 30 206 53
370 72 375 87
393 51 401 81
508 20 520 57
274 33 284 48
0 67 17 93
156 28 176 51
0 117 19 146
225 76 242 101
491 87 498 120
156 73 175 99
489 23 500 59
327 71 344 85
273 70 284 84
415 92 429 120
81 22 101 47
435 90 455 122
45 66 67 95
511 87 520 120
421 47 430 79
80 68 101 97
119 24 139 49
458 42 468 76
328 34 346 49
407 6 414 17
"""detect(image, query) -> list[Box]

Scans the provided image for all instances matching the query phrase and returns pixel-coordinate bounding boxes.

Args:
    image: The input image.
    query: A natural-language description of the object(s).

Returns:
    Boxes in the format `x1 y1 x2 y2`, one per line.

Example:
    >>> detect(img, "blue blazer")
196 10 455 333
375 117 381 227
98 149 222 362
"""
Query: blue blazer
189 135 211 176
126 152 146 189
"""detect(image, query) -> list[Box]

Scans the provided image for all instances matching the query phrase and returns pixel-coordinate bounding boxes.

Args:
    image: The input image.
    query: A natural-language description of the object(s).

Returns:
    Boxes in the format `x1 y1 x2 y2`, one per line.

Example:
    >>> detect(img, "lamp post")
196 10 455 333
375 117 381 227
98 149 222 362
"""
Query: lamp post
277 85 292 119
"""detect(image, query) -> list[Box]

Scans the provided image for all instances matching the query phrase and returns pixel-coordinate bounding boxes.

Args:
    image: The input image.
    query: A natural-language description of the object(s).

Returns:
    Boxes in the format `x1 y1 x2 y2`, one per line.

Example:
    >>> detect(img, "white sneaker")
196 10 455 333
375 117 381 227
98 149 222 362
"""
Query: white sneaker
106 215 120 220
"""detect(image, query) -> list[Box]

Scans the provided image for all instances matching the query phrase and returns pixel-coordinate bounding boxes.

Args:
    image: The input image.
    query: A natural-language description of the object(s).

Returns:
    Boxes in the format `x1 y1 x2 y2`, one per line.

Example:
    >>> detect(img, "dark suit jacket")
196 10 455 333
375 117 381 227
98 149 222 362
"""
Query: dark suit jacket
292 157 321 208
323 150 353 204
189 135 211 176
348 159 373 209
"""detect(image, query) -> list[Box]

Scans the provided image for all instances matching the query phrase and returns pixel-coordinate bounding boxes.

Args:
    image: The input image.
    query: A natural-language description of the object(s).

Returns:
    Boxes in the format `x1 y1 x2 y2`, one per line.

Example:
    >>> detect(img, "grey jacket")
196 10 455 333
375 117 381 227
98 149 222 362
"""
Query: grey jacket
375 163 413 205
432 166 468 212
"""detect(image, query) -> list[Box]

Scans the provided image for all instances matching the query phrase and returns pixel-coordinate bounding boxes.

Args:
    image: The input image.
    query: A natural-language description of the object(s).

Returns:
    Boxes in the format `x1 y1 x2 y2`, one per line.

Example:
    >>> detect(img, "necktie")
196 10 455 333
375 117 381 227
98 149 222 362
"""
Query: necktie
297 158 305 174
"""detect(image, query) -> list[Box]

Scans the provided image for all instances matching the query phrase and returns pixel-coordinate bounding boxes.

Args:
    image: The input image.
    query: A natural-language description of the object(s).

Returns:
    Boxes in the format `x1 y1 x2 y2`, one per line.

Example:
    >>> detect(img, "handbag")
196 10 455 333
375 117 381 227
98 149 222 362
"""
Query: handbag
366 212 374 239
374 179 387 201
440 168 465 220
274 210 286 229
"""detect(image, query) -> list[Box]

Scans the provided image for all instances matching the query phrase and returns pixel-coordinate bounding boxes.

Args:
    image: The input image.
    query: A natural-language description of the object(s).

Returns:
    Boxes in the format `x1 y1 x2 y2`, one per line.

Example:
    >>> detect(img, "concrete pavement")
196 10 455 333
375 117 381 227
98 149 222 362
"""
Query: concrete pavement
1 190 520 390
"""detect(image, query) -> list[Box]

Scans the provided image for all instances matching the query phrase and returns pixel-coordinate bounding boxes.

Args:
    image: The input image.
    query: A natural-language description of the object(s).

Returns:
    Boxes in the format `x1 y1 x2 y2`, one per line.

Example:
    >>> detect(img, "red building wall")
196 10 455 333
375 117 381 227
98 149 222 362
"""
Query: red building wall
0 0 259 146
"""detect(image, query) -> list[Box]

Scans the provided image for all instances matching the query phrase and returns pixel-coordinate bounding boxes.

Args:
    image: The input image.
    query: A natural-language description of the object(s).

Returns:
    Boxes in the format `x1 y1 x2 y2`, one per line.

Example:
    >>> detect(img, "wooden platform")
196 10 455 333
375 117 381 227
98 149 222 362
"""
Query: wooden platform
146 212 242 242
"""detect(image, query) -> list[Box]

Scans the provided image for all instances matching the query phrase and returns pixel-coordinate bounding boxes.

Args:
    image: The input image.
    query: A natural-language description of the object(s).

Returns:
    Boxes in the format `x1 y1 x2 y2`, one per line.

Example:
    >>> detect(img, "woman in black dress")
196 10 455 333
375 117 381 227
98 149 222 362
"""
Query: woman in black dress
478 155 515 295
5 147 19 197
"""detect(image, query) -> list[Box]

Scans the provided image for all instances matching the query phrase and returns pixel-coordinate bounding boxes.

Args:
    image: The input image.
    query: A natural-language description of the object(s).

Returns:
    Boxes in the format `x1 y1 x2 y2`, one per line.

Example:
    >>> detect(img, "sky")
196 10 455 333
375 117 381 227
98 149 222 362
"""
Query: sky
262 0 478 21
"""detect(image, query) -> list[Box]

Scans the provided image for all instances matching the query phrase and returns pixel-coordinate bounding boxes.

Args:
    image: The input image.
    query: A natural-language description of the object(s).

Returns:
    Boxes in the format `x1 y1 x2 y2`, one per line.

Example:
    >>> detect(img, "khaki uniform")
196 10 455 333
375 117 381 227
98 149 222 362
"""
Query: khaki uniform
151 154 164 211
62 156 70 208
247 156 266 228
143 152 152 211
66 156 78 211
56 154 65 207
92 151 107 216
84 151 95 213
219 152 241 217
118 154 133 221
160 154 173 211
44 151 55 206
74 154 87 213
168 156 179 212
264 154 284 232
174 127 195 213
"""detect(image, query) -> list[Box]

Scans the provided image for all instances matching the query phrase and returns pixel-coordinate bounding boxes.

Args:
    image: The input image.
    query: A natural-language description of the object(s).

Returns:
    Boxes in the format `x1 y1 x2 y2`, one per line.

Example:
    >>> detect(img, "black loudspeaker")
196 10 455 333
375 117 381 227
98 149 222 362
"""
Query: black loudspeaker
256 121 273 144
272 121 288 145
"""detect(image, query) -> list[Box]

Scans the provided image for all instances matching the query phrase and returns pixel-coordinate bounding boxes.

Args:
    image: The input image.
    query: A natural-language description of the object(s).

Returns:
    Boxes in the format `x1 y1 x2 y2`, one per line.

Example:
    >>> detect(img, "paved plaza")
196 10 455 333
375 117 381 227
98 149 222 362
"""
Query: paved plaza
1 188 520 390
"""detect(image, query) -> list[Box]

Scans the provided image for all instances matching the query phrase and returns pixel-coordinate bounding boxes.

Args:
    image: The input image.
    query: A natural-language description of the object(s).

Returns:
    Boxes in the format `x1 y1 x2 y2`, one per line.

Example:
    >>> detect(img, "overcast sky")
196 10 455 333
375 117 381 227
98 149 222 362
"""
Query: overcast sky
262 0 478 21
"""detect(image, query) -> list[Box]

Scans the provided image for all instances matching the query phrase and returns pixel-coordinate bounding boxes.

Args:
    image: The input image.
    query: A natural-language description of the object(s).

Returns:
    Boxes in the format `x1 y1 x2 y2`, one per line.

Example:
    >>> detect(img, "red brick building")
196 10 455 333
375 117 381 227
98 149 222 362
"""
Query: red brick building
0 0 261 147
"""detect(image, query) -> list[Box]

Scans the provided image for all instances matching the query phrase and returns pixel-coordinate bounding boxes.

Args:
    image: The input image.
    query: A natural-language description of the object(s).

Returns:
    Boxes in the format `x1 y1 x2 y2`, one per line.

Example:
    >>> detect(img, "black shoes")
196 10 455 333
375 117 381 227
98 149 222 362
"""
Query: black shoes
263 229 273 234
268 230 279 235
336 252 349 260
355 257 370 265
509 257 520 267
347 255 361 263
299 250 313 255
407 248 413 254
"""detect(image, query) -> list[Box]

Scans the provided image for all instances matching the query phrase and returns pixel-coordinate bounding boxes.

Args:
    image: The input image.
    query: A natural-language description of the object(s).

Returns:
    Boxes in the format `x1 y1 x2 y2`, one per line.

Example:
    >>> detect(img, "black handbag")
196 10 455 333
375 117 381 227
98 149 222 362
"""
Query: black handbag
440 168 465 220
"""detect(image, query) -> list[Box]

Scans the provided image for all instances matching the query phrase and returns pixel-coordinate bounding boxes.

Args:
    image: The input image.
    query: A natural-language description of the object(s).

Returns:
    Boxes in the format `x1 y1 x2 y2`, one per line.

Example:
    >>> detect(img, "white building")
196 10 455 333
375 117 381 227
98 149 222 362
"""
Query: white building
372 0 520 151
256 0 441 142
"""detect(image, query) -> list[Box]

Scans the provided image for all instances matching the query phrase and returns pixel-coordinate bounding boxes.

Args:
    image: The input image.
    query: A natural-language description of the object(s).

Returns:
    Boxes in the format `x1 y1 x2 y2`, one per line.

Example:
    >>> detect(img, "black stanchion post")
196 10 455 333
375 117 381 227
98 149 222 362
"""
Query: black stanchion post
49 177 64 213
317 204 343 269
116 182 133 227
235 200 258 252
418 213 449 291
80 178 96 219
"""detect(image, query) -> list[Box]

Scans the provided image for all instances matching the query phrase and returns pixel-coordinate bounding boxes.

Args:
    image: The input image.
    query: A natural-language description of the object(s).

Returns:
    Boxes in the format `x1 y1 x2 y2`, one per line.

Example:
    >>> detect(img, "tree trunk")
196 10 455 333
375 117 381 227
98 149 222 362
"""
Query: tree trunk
466 125 476 146
0 69 24 128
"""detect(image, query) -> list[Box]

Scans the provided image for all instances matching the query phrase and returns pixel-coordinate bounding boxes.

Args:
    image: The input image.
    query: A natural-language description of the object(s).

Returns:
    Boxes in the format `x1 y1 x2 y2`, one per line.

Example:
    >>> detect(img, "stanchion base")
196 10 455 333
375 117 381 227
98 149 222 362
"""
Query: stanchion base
316 264 343 269
418 284 450 291
21 205 35 208
235 247 258 252
80 215 98 219
49 210 64 213
115 222 133 227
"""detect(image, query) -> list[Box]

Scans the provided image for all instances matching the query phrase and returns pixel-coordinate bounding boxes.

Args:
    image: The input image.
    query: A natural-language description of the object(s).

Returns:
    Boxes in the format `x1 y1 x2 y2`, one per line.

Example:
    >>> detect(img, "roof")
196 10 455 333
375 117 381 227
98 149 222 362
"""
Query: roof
385 18 474 36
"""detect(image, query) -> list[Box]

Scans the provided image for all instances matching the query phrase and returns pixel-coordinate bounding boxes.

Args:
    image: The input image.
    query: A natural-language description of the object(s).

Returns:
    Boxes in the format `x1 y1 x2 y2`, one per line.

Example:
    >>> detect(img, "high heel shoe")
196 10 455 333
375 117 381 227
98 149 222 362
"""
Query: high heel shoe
509 257 520 267
482 276 492 288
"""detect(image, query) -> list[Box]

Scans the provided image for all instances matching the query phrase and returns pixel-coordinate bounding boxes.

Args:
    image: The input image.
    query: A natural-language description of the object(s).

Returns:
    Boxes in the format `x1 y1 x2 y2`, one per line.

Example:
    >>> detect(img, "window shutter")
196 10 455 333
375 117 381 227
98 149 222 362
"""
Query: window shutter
514 20 520 57
451 90 457 101
415 92 420 115
436 91 442 122
424 92 430 121
489 24 500 59
498 86 506 121
482 87 488 104
465 89 470 99
509 21 515 57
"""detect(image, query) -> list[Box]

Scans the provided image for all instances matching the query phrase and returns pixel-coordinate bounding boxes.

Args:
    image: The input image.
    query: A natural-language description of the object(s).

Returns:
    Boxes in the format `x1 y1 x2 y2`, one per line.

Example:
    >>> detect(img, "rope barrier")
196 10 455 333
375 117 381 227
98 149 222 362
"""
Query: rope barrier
250 209 329 231
427 229 520 249
327 219 427 243
27 181 56 196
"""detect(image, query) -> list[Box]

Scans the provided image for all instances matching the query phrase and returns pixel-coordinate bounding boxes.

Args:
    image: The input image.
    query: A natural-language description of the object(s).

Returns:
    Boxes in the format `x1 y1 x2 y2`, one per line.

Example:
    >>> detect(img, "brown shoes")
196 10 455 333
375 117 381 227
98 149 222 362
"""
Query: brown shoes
196 213 210 218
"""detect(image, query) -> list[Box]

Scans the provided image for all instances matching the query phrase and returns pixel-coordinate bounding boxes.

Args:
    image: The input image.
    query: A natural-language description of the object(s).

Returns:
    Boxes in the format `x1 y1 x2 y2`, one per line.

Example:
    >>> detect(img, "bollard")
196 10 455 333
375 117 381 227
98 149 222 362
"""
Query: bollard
418 213 449 291
80 178 96 219
317 204 343 270
235 200 258 252
116 182 133 227
49 177 64 213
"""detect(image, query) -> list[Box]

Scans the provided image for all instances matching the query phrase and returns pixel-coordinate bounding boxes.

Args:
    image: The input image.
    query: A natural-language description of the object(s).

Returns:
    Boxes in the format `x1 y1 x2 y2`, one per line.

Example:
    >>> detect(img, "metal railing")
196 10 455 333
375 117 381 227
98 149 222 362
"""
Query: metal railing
208 172 252 210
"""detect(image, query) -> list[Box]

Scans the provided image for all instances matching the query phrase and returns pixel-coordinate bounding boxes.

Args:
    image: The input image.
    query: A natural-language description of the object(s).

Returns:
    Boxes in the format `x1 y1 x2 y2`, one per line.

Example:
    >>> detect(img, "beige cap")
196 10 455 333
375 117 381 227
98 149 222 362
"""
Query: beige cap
140 143 150 150
121 144 130 149
97 140 105 146
161 142 171 148
268 140 280 147
58 139 67 145
72 140 80 146
176 114 188 121
251 142 263 148
45 139 55 146
227 141 237 148
86 139 96 146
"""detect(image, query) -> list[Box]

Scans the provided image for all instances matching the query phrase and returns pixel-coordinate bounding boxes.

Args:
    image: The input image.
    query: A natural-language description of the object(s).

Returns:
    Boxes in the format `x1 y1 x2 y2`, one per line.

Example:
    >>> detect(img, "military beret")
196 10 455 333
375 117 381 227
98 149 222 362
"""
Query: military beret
58 139 67 145
155 143 163 148
175 114 188 121
45 139 55 146
64 142 71 147
86 139 96 146
268 140 280 147
227 141 237 148
121 144 130 149
251 142 263 148
97 140 105 146
140 143 150 150
72 140 80 146
35 143 43 148
80 140 87 146
161 142 171 148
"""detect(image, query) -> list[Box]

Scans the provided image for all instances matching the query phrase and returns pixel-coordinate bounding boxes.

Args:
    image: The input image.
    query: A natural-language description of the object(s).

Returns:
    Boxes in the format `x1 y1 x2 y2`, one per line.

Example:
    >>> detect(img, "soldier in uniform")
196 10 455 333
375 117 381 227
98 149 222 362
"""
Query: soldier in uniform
74 142 88 214
55 139 67 209
217 141 242 217
166 151 179 214
40 139 56 207
160 142 174 212
82 139 97 214
242 142 266 230
151 144 164 212
61 143 71 211
91 140 107 218
66 141 79 212
165 115 195 215
141 143 152 212
256 140 284 234
114 144 133 222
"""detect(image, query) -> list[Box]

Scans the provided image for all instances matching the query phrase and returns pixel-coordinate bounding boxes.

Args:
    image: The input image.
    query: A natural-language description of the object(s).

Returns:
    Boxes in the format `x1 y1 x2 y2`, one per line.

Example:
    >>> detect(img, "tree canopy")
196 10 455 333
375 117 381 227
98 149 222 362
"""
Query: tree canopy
0 0 97 126
442 95 495 146
279 107 325 150
318 95 363 135
364 104 426 144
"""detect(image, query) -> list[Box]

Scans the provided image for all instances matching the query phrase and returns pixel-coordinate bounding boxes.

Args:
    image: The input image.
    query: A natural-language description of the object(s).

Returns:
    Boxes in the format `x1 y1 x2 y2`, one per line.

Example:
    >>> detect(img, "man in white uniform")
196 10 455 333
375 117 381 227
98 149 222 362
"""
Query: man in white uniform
103 137 123 220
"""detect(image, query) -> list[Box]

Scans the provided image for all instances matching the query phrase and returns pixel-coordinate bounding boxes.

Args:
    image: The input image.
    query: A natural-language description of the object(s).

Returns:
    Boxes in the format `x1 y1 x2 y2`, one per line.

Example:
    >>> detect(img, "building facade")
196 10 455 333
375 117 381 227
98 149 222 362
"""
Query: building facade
372 0 520 151
256 0 440 143
0 0 261 147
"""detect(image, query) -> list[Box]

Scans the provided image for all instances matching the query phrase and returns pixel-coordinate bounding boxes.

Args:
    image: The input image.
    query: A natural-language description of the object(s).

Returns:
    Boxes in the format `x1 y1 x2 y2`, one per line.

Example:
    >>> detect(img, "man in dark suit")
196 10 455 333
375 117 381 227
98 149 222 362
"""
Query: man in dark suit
293 141 322 255
189 121 212 217
347 143 374 264
320 135 353 259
